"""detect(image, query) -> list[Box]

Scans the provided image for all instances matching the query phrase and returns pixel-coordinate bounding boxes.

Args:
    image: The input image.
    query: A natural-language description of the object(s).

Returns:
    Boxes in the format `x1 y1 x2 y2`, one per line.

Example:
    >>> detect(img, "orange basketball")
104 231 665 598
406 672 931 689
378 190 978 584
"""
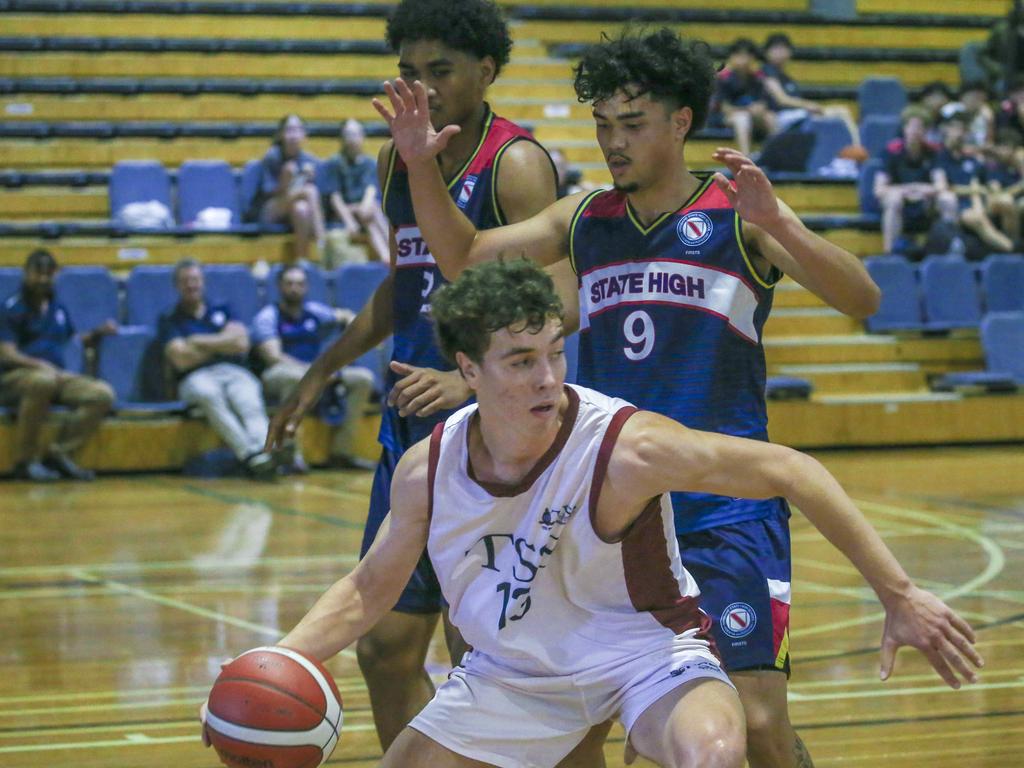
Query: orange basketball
205 646 343 768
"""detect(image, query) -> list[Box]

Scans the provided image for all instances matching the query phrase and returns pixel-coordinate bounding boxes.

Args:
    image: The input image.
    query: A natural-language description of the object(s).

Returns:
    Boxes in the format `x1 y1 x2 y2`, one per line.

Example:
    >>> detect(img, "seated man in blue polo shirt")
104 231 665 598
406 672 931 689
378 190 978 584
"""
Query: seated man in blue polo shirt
0 249 115 481
252 265 376 472
158 258 276 478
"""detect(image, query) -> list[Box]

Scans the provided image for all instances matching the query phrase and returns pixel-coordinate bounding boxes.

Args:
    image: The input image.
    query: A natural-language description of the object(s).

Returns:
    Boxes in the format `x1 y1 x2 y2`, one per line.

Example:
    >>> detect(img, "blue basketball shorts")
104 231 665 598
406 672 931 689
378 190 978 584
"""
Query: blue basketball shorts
677 509 792 675
360 445 443 614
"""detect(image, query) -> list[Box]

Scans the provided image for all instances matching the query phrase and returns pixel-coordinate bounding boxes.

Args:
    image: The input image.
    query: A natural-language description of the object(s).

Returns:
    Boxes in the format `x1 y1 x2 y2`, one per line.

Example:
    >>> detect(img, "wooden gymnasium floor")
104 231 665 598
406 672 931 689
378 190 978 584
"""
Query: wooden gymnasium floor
2 445 1023 767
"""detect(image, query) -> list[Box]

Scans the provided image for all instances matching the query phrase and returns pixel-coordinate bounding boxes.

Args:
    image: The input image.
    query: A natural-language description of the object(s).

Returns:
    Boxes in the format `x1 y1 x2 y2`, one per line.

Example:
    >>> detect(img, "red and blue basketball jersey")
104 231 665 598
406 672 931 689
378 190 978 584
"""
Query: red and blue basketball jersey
380 106 541 452
570 173 786 533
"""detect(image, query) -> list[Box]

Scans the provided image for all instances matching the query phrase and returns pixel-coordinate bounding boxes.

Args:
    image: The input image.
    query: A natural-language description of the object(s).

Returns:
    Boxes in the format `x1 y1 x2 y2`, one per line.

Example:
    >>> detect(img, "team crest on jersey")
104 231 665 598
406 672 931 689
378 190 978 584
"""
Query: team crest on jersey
456 175 478 209
720 602 757 639
676 211 714 246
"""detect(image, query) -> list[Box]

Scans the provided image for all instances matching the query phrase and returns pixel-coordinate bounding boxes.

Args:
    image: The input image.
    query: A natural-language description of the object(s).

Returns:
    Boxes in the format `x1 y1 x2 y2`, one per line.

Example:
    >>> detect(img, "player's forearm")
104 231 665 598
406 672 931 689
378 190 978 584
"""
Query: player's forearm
782 451 914 606
764 215 880 319
278 576 385 662
405 159 481 278
308 282 393 384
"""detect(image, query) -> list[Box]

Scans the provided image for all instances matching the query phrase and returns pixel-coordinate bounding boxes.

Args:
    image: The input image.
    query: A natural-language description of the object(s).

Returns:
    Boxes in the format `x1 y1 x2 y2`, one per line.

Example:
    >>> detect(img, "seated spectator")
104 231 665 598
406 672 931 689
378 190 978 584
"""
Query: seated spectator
935 113 1014 254
712 38 776 155
981 127 1024 246
760 32 864 156
996 78 1024 142
322 119 389 263
254 115 326 264
0 249 115 481
549 148 593 199
158 259 276 478
874 108 948 254
941 81 995 149
252 266 375 472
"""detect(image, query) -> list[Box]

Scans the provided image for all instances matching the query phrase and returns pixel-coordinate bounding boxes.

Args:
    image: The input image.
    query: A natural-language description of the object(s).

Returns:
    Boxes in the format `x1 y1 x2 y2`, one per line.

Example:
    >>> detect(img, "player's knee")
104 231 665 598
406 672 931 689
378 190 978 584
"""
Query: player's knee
743 701 792 759
673 715 745 768
356 629 424 678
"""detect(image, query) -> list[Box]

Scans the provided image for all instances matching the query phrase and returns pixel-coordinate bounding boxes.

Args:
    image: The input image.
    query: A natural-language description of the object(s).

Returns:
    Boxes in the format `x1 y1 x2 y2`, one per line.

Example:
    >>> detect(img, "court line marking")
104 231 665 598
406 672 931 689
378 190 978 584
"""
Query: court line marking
795 498 1006 638
790 666 1024 690
176 482 365 530
0 553 358 579
67 568 357 660
787 677 1024 702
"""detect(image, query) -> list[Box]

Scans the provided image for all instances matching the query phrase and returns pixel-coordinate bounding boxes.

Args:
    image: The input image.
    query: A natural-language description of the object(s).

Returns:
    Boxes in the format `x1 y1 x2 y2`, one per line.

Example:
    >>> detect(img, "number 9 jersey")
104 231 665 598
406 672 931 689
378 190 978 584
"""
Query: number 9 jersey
570 174 785 534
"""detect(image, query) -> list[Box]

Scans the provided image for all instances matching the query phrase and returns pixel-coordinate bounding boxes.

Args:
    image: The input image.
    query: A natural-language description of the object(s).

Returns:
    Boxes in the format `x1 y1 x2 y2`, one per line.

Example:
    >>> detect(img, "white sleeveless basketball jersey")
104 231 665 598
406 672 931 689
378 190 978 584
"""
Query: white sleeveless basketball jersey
426 384 713 677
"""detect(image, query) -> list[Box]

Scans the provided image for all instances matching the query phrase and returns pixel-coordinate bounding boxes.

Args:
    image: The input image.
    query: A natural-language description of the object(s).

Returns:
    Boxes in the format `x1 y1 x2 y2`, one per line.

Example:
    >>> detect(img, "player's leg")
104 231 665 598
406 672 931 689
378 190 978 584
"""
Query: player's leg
731 670 811 768
380 727 495 768
627 678 745 768
356 445 443 749
554 721 611 768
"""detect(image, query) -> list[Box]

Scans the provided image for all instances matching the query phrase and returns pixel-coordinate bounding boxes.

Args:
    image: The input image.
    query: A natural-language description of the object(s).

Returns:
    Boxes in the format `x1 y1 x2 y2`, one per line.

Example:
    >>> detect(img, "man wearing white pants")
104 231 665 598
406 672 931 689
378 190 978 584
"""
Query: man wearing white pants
159 259 276 478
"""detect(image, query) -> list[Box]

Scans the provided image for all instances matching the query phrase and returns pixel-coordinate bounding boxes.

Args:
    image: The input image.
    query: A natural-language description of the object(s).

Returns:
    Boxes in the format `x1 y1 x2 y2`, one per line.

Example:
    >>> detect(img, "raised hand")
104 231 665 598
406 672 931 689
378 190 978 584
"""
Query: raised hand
388 361 471 418
372 79 461 168
711 147 782 229
878 585 983 689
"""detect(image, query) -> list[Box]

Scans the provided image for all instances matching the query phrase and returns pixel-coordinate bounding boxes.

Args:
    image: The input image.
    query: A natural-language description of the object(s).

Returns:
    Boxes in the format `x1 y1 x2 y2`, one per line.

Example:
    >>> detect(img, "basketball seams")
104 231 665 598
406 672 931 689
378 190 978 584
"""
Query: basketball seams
246 646 343 729
211 676 331 722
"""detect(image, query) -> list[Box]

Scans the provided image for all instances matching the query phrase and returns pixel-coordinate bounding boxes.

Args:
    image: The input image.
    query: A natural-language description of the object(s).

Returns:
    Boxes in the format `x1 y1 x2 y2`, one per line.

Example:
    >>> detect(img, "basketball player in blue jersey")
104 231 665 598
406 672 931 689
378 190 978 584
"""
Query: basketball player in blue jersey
263 0 568 755
369 26 992 768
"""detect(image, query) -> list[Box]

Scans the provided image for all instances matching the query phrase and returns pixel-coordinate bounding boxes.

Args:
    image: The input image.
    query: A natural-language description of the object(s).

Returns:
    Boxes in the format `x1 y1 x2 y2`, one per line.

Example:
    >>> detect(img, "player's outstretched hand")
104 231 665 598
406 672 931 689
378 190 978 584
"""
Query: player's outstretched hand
372 79 461 168
388 361 471 418
711 147 782 229
878 585 983 689
265 374 325 452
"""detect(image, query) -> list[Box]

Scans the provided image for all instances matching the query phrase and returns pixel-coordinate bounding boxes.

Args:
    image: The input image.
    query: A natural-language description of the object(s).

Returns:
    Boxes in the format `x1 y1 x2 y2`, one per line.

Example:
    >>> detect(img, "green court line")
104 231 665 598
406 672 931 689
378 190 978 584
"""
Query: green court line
174 481 365 530
0 553 357 579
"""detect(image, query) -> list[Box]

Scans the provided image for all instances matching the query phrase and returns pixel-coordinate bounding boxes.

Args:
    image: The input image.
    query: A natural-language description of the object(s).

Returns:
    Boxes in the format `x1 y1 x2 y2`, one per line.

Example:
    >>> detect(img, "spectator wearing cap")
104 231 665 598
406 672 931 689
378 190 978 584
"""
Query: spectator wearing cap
0 249 116 481
941 81 995 150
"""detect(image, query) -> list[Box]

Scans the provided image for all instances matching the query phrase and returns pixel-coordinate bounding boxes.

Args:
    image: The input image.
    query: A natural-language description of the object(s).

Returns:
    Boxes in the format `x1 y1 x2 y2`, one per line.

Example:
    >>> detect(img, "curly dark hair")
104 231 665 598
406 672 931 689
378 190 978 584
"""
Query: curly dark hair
387 0 512 78
431 259 564 364
573 27 716 133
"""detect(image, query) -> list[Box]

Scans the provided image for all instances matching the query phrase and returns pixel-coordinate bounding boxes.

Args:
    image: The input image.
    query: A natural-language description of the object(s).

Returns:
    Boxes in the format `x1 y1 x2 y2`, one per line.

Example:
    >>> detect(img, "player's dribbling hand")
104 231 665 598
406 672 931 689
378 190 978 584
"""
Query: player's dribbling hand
878 585 984 689
266 386 318 452
372 79 461 168
388 361 471 417
711 147 782 230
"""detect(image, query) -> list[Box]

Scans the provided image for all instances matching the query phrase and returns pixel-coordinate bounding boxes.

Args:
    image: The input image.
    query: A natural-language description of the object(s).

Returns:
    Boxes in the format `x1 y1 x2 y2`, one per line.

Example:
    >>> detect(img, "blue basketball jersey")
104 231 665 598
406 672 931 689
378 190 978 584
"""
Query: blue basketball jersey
380 105 541 452
570 174 786 533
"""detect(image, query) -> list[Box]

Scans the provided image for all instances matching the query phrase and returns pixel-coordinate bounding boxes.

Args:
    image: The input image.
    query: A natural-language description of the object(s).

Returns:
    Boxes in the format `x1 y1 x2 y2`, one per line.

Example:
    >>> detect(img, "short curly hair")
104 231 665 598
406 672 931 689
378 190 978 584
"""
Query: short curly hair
387 0 512 78
573 27 716 133
431 259 564 364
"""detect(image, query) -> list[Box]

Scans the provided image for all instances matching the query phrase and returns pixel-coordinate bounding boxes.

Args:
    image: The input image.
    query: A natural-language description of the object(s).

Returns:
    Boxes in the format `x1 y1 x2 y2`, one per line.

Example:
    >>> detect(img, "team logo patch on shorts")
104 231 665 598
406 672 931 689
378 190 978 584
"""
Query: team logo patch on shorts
720 602 757 639
676 211 714 246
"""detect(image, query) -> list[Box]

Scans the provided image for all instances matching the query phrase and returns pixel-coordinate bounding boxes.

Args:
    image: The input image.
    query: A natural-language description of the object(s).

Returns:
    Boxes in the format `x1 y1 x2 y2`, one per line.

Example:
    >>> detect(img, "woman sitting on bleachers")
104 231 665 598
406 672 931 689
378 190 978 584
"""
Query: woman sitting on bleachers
253 115 326 263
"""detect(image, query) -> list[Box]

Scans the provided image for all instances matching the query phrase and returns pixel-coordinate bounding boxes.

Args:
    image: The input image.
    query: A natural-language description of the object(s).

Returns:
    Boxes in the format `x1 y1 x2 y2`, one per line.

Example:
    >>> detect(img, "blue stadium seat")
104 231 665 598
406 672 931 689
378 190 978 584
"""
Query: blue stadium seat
920 255 982 331
98 325 186 411
864 255 922 332
264 263 331 305
0 267 21 301
238 159 263 222
860 114 901 158
54 266 119 330
933 311 1024 392
980 254 1024 312
203 265 260 324
125 265 176 327
766 375 814 400
333 262 391 385
178 160 240 229
858 77 907 120
109 160 172 222
858 157 884 218
64 333 84 375
804 117 854 173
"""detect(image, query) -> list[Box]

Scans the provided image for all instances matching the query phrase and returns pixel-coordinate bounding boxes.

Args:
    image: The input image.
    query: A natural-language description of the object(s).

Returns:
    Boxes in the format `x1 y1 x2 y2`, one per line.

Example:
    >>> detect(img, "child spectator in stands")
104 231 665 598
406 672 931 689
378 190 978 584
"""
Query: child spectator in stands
874 107 947 255
158 258 277 478
712 38 776 155
0 250 115 481
981 127 1024 247
934 113 1014 256
941 81 995 150
255 115 326 264
760 32 864 156
252 265 376 472
323 119 390 262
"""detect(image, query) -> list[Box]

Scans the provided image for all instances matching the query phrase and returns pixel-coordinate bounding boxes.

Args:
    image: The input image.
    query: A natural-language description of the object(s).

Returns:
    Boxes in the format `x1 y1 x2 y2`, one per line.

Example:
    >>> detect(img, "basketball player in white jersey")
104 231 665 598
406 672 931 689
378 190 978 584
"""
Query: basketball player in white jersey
214 260 980 768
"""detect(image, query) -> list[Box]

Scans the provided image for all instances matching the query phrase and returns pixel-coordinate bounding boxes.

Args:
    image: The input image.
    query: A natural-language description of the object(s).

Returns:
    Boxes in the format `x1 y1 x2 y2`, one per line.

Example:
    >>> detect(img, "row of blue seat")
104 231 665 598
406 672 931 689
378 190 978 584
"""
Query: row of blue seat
0 120 391 140
865 254 1024 333
0 36 389 54
934 312 1024 391
0 262 388 330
